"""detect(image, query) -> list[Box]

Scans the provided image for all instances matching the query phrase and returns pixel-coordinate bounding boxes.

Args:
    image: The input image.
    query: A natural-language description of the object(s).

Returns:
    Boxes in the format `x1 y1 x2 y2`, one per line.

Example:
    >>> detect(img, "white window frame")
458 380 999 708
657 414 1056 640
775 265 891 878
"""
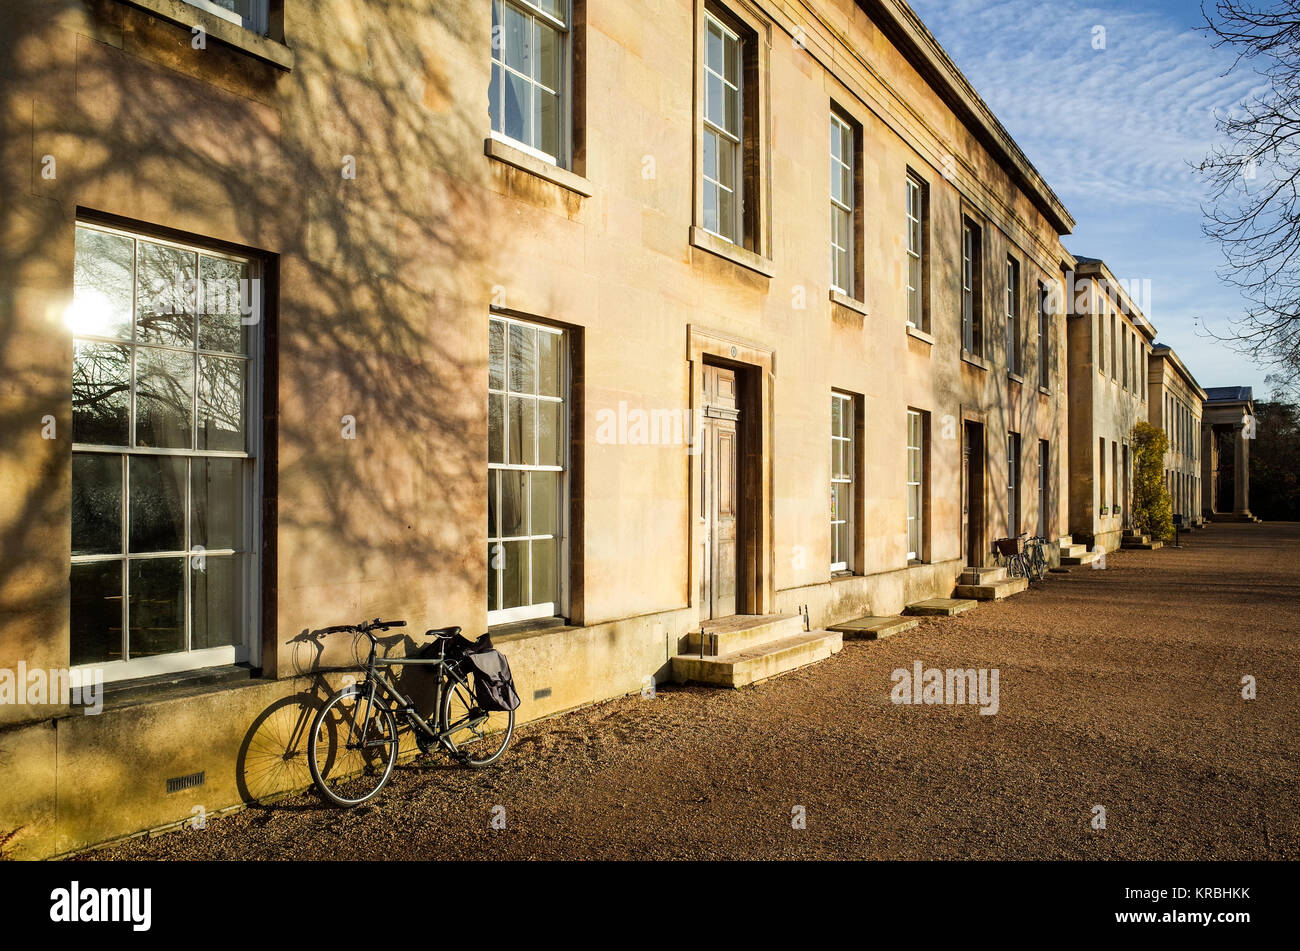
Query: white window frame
490 0 572 167
702 11 744 244
69 221 262 685
487 314 569 626
906 175 925 329
185 0 270 33
907 410 924 562
962 222 978 355
830 392 854 573
830 113 854 297
1005 256 1020 374
1037 282 1050 388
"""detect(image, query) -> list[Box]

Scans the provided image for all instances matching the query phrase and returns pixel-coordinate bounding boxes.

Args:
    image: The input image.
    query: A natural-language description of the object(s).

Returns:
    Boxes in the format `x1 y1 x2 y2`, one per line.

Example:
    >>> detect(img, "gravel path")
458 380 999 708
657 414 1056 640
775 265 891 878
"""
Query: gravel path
84 522 1299 860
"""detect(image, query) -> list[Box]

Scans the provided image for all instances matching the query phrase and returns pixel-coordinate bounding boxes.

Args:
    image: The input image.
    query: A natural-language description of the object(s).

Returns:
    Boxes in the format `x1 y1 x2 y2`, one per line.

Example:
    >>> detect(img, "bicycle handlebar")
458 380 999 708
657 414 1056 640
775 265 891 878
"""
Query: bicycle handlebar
316 618 407 638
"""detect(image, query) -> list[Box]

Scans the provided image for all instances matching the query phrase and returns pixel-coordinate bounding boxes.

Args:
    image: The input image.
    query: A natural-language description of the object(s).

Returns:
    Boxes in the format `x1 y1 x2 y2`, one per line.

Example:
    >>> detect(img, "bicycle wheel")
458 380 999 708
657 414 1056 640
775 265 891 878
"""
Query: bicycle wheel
308 686 399 806
440 672 514 768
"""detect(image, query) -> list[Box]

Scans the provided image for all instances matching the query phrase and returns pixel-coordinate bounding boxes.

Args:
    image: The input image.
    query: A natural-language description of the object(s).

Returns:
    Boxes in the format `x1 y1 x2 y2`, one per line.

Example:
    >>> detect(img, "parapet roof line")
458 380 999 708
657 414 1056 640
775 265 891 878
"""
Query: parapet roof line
861 0 1076 236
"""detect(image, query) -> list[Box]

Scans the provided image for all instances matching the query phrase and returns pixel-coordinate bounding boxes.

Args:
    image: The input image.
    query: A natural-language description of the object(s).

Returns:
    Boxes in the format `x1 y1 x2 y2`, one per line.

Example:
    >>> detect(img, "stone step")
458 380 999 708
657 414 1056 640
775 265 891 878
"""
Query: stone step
1057 535 1075 548
1059 543 1087 558
671 630 843 688
958 565 1007 585
681 613 804 656
1123 540 1163 550
1060 550 1101 566
953 576 1030 601
904 598 977 617
827 616 919 641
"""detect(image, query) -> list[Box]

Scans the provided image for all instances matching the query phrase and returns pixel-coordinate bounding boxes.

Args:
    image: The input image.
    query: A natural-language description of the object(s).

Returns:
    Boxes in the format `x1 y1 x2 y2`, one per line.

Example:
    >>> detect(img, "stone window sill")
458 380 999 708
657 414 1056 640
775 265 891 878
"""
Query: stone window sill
961 352 990 372
830 289 868 316
489 616 575 643
120 0 294 69
689 226 775 278
1008 371 1026 385
98 663 259 715
906 325 935 346
484 137 593 197
1039 385 1051 396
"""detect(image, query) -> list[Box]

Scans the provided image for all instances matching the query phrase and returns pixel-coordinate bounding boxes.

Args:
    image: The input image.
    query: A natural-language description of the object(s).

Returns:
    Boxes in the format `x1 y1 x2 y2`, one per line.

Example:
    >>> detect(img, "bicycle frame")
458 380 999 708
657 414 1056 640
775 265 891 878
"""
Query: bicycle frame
342 638 488 757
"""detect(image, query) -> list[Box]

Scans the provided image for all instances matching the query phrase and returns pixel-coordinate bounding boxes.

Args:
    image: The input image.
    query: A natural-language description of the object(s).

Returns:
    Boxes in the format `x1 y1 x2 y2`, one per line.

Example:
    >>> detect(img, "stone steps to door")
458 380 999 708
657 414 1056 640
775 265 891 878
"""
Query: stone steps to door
953 577 1029 601
671 629 843 688
680 613 805 656
903 598 977 617
826 616 918 641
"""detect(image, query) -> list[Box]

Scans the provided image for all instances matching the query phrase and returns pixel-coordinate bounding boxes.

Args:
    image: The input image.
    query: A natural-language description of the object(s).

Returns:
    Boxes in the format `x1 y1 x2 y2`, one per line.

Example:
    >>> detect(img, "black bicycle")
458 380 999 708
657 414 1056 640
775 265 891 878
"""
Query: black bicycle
308 618 515 806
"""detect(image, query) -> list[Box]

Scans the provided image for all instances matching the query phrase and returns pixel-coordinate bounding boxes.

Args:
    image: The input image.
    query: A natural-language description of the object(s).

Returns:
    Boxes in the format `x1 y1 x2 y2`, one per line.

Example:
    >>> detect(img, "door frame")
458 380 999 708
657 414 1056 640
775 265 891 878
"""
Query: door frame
688 326 774 619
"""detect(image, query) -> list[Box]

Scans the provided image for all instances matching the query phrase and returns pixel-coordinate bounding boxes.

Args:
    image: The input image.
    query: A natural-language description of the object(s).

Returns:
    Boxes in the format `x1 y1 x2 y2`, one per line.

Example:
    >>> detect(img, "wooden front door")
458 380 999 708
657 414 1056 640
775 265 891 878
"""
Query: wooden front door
700 364 740 621
963 421 985 566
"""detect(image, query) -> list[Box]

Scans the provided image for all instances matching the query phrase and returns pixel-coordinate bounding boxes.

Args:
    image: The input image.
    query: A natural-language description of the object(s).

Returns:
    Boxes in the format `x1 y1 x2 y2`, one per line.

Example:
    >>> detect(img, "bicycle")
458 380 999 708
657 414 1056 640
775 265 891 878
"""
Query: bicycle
1024 535 1049 582
307 618 515 806
992 535 1028 578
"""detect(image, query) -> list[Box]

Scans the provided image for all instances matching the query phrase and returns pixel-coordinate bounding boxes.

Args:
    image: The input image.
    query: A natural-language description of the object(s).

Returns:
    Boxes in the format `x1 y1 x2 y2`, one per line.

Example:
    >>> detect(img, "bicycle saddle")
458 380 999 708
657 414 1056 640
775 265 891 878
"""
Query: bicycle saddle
426 626 462 639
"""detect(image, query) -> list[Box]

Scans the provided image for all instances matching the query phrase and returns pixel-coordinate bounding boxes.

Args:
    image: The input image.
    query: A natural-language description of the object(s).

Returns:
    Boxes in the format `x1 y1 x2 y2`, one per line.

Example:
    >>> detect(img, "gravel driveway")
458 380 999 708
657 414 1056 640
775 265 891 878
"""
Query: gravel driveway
84 522 1299 860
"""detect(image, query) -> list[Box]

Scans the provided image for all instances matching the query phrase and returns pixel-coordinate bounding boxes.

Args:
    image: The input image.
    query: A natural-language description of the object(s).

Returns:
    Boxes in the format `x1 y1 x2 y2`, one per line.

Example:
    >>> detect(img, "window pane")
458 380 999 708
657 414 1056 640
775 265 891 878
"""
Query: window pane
509 397 536 465
198 255 251 355
531 537 555 606
72 453 122 556
509 323 536 394
136 241 196 347
73 341 130 444
536 19 561 89
831 396 842 433
836 515 851 567
197 354 247 451
492 0 502 61
706 73 724 128
504 2 531 74
724 84 739 137
706 21 723 73
703 181 719 235
718 186 736 242
488 470 500 539
489 319 506 390
72 228 133 340
501 540 529 609
538 330 562 397
538 399 562 467
191 457 245 551
724 33 740 84
490 62 503 132
488 545 501 611
135 346 195 449
192 554 240 650
129 455 187 553
489 393 505 464
535 86 560 158
531 470 558 536
716 137 736 190
505 71 530 143
501 469 526 537
128 558 186 658
71 561 122 666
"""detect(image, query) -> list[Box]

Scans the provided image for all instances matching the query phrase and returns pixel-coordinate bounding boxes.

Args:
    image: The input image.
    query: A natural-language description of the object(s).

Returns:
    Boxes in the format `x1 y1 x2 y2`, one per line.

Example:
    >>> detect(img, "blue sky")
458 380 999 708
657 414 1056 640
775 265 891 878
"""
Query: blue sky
909 0 1272 396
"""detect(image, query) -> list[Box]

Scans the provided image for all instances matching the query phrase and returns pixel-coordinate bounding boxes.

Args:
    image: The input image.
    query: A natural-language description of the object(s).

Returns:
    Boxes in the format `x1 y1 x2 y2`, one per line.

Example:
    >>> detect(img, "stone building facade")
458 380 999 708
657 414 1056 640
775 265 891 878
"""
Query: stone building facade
1148 345 1206 526
1064 258 1156 552
1 0 1077 857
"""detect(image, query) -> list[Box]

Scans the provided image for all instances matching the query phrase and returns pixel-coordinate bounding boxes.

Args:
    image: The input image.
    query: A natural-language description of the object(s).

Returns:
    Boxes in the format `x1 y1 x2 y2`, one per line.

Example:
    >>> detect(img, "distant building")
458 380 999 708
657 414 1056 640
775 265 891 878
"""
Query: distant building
1064 258 1156 552
1202 387 1257 521
1148 346 1206 527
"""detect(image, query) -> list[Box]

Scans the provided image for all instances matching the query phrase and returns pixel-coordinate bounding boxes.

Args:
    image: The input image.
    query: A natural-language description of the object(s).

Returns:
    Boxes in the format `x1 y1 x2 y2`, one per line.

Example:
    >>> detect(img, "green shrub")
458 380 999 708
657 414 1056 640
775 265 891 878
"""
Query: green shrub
1131 421 1174 540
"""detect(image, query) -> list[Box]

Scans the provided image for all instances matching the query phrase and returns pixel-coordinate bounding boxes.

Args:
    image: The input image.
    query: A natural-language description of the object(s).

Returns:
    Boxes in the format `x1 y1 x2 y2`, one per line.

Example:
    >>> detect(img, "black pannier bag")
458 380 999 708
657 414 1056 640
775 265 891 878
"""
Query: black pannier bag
464 646 521 712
